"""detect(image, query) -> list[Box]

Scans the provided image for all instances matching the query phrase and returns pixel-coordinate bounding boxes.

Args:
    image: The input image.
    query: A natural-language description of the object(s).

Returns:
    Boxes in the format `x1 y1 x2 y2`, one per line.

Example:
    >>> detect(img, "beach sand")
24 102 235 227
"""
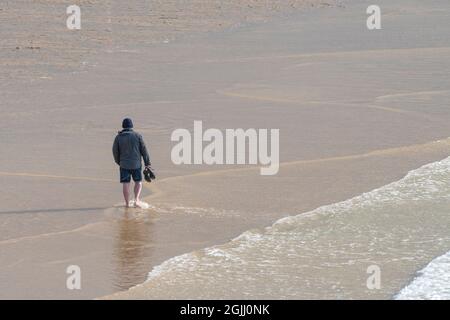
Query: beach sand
1 0 450 299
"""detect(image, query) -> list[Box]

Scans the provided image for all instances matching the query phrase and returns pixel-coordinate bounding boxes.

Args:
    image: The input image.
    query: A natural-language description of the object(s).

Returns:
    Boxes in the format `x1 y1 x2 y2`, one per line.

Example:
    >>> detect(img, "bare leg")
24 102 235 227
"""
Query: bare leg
122 183 132 207
134 181 143 206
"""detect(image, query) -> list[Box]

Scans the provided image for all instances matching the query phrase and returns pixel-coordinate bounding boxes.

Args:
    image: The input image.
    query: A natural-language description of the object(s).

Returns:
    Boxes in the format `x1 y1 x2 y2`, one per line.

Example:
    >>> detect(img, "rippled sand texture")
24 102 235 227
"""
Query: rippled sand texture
0 0 326 82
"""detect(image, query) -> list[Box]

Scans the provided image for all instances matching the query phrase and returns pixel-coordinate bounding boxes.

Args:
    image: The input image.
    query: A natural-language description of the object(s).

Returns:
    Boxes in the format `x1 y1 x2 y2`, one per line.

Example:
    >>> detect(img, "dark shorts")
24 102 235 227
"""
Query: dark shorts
120 167 142 183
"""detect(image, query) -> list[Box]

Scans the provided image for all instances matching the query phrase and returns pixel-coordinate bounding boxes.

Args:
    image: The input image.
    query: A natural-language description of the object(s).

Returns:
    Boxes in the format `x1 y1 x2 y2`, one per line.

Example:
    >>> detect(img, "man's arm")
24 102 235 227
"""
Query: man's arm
139 135 151 167
112 136 120 166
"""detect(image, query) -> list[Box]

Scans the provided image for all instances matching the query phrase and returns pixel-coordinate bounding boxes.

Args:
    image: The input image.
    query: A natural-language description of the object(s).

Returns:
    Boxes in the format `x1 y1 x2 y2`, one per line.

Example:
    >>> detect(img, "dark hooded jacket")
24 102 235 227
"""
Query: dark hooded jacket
112 129 150 170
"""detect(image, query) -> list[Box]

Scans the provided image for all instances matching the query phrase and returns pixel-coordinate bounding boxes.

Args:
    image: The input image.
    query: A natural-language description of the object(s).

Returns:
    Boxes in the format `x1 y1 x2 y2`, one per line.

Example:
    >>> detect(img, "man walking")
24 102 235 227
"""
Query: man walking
113 118 151 208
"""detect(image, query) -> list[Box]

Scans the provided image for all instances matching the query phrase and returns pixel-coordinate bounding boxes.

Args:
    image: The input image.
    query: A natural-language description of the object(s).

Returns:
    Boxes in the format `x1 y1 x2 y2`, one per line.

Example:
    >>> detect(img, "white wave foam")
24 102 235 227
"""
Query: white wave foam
395 251 450 300
137 155 450 299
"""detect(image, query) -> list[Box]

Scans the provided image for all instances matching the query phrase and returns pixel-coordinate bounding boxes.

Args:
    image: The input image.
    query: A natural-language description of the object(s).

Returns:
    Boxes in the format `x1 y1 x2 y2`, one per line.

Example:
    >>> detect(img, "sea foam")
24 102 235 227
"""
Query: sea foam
395 251 450 300
130 155 450 299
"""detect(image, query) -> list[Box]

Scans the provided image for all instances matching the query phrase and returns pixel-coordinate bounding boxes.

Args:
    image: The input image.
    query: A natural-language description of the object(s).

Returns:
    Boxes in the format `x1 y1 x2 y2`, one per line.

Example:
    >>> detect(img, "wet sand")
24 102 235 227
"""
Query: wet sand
1 0 450 299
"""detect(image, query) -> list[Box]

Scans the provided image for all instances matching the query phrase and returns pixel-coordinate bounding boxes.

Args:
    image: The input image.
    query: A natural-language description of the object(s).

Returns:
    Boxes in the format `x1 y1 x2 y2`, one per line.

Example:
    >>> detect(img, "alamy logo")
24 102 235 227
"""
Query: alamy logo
366 265 381 290
66 265 81 290
366 5 381 30
66 5 81 30
171 121 279 175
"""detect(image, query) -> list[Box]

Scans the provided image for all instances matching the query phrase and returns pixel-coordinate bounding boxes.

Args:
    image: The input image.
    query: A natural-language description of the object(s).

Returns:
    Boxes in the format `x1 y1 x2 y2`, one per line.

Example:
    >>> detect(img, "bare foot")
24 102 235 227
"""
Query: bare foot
134 200 149 209
134 200 143 208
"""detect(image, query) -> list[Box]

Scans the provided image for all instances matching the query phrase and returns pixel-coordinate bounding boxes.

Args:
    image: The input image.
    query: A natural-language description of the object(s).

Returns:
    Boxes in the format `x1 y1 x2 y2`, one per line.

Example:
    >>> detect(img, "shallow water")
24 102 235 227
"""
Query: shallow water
118 155 450 299
2 0 450 299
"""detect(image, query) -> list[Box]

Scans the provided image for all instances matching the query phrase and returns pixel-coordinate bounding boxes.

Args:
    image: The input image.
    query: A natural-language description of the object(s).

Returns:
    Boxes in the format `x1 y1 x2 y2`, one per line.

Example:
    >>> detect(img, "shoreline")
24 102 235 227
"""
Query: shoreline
1 0 450 299
103 137 450 299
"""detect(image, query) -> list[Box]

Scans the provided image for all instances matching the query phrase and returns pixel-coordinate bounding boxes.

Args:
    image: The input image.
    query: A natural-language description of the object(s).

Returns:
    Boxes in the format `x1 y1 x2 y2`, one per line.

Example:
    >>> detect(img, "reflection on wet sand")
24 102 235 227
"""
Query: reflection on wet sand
112 209 155 291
